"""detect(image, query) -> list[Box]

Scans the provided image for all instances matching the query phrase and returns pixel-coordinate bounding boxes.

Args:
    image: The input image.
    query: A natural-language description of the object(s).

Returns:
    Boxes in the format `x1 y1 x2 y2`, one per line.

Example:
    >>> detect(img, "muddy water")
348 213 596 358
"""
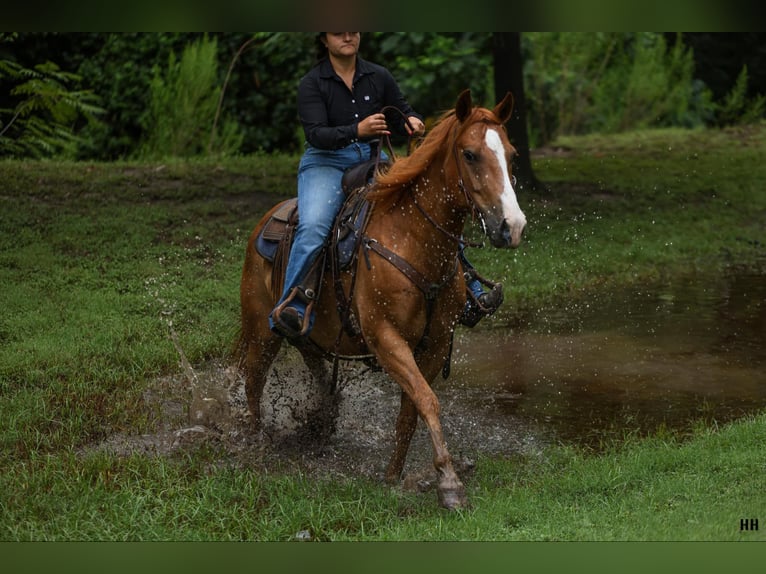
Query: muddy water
94 266 764 486
448 266 766 448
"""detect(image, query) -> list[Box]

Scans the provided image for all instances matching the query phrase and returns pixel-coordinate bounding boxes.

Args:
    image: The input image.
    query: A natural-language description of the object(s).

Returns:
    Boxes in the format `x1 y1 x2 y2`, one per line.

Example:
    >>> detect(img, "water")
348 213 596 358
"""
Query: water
446 266 766 448
97 266 764 484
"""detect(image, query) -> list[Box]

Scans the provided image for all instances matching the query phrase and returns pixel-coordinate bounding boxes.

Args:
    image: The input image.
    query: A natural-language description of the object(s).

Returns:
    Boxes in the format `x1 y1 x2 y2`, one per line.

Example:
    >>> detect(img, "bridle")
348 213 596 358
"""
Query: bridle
412 121 508 249
377 107 514 250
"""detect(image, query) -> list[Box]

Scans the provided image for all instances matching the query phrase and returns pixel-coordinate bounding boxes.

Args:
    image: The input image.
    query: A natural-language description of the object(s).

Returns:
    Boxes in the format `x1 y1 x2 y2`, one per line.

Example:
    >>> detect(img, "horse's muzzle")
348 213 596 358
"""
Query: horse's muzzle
490 217 525 248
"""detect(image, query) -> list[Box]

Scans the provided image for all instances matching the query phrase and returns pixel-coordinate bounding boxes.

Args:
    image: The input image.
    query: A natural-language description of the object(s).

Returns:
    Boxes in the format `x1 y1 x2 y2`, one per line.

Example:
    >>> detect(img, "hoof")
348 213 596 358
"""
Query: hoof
437 486 469 510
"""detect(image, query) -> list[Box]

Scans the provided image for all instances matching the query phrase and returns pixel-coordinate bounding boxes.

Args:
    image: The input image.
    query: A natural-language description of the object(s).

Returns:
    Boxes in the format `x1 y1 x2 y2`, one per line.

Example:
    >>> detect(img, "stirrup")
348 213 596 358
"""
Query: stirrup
272 288 314 339
459 283 503 327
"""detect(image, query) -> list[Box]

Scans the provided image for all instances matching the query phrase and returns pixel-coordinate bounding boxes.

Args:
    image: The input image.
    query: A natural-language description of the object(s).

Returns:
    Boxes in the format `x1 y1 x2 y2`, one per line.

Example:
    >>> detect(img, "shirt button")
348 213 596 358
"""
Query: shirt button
354 113 359 118
352 99 356 103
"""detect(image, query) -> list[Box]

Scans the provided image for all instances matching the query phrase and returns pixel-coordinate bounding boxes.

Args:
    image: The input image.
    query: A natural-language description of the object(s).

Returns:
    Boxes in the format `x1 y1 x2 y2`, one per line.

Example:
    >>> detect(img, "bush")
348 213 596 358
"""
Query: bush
3 33 764 159
138 35 242 159
715 65 766 126
593 33 714 132
373 32 493 116
523 33 717 146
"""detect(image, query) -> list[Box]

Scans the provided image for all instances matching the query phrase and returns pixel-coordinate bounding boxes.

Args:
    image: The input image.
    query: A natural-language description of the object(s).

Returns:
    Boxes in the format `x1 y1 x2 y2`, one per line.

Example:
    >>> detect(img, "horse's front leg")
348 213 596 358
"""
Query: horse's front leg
370 329 468 510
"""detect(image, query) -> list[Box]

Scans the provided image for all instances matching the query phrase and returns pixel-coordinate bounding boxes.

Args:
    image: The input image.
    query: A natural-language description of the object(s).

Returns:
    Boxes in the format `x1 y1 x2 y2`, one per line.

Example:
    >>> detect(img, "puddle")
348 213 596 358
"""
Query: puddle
449 266 766 448
89 266 765 483
90 355 536 489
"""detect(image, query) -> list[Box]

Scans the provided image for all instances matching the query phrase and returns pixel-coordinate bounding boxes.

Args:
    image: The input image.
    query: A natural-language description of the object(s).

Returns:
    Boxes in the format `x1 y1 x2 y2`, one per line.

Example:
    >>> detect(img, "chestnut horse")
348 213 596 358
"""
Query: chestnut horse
237 90 526 509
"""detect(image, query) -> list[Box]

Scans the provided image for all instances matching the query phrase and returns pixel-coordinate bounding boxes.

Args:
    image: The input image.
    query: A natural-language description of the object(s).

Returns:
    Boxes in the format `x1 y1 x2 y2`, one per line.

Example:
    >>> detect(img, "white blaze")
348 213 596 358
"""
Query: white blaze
485 128 526 229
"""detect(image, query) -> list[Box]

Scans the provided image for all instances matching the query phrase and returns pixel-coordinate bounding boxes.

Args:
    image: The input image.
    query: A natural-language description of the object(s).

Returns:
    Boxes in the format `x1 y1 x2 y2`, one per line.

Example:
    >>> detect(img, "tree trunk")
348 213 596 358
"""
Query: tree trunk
492 32 545 191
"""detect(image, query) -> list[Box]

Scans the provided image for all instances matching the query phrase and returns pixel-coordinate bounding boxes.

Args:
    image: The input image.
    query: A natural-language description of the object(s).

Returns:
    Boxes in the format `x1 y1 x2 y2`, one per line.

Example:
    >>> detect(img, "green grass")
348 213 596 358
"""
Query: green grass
1 125 765 540
2 414 763 540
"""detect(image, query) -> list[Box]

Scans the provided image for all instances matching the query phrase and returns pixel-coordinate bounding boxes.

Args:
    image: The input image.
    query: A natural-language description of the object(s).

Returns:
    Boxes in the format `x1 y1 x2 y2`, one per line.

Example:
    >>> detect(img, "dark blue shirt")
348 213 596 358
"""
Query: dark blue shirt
298 57 421 150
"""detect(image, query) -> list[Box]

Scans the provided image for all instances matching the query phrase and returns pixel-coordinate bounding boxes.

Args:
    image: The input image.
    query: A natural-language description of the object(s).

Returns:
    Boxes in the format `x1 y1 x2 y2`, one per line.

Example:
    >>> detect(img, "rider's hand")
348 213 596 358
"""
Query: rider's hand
357 113 390 138
406 116 425 136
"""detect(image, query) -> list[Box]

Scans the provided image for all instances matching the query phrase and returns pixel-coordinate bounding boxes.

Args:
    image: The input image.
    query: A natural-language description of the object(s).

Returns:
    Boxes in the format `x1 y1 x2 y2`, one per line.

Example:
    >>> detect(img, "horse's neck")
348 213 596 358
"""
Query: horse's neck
376 168 466 277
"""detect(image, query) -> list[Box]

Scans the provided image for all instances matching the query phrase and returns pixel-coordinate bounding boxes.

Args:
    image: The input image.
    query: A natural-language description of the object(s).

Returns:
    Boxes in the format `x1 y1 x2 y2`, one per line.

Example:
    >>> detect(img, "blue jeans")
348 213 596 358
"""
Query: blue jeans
269 142 379 331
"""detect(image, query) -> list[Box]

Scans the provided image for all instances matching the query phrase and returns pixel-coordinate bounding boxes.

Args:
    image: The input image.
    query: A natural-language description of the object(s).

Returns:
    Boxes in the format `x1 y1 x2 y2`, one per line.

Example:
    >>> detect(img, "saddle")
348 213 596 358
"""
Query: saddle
255 135 391 255
254 152 385 262
254 189 372 273
253 151 388 322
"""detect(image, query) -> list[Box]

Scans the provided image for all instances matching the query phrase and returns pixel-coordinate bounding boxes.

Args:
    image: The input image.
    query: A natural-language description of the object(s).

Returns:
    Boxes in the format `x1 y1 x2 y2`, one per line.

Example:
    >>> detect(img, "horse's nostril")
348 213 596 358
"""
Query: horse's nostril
501 219 511 243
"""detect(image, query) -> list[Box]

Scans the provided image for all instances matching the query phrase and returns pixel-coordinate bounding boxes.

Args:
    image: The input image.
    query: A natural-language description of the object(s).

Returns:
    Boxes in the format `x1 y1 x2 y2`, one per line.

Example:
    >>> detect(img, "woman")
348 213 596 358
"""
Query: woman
270 32 500 338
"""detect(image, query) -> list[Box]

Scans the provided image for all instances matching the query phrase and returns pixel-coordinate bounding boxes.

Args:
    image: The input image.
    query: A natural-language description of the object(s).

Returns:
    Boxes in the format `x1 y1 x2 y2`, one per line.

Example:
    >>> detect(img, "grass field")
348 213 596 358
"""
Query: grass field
1 124 765 542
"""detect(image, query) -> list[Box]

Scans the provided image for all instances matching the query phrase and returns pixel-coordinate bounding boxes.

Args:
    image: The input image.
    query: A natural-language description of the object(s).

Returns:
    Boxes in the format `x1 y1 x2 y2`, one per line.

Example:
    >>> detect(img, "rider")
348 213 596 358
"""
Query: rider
270 32 502 339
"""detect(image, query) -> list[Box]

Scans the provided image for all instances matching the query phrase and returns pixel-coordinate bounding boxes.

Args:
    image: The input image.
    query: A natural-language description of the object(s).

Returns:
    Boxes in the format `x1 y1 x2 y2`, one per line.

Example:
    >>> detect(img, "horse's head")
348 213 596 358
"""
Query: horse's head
453 90 527 248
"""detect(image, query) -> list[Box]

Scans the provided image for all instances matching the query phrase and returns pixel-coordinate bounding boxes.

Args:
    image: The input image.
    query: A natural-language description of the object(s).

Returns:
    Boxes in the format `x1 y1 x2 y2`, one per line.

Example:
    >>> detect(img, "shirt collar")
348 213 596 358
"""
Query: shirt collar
318 56 374 81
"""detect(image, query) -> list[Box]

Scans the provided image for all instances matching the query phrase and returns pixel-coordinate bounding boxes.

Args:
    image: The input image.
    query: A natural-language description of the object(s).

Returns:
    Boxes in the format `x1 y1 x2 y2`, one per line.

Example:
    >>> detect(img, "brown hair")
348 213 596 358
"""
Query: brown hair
315 33 328 62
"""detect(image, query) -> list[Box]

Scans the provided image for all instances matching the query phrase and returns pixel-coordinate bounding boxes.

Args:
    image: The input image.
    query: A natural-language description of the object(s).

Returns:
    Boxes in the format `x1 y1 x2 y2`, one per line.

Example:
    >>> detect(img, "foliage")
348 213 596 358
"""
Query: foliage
593 33 714 132
139 35 243 159
523 33 717 146
74 33 194 159
0 59 104 158
229 32 316 152
372 32 493 117
2 33 765 158
715 65 766 126
523 32 618 145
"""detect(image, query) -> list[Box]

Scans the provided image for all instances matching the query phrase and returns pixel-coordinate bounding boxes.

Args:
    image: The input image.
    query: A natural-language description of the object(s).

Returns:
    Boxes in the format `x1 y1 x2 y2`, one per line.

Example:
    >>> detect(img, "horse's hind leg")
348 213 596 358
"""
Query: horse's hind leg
297 347 339 442
298 347 333 394
241 328 282 434
385 391 418 484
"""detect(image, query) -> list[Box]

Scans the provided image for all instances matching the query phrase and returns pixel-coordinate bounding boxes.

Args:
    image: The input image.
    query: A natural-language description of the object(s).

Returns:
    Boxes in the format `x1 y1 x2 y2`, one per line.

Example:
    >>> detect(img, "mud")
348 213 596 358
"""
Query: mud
87 347 543 490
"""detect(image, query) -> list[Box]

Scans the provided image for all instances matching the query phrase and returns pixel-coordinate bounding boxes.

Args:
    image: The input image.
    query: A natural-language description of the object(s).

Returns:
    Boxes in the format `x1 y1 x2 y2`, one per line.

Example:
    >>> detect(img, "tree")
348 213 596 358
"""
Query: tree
492 32 544 192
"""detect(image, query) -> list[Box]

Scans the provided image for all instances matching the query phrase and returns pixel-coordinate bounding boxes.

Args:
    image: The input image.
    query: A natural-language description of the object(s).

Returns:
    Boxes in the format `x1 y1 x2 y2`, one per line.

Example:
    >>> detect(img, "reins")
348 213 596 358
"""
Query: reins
412 194 484 248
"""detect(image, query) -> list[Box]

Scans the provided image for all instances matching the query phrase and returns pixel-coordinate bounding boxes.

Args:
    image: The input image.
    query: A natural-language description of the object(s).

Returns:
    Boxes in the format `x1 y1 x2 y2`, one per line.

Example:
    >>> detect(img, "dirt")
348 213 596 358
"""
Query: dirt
85 343 545 492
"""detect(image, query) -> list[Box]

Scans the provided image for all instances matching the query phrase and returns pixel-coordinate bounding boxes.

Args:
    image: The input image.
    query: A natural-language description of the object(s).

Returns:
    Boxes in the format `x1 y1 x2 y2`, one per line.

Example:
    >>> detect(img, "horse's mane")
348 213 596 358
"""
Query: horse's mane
368 105 502 209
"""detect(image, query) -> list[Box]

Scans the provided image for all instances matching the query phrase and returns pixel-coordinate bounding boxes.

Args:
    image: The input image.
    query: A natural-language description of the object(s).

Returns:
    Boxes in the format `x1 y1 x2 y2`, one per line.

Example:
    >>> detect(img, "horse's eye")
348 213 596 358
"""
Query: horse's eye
462 149 477 162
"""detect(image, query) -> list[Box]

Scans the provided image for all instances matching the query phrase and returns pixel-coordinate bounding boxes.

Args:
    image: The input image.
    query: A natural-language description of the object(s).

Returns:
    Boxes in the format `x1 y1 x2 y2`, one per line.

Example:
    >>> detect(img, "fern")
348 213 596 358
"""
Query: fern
0 59 104 158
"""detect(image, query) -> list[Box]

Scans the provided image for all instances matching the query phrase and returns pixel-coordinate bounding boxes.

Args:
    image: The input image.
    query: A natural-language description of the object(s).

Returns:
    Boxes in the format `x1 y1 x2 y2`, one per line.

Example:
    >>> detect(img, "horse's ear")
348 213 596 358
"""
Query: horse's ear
493 91 515 124
455 89 473 122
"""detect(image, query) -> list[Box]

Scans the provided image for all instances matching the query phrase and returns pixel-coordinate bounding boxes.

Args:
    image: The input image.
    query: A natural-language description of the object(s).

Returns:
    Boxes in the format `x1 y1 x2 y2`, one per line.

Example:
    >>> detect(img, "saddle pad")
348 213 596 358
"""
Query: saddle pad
255 199 297 261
